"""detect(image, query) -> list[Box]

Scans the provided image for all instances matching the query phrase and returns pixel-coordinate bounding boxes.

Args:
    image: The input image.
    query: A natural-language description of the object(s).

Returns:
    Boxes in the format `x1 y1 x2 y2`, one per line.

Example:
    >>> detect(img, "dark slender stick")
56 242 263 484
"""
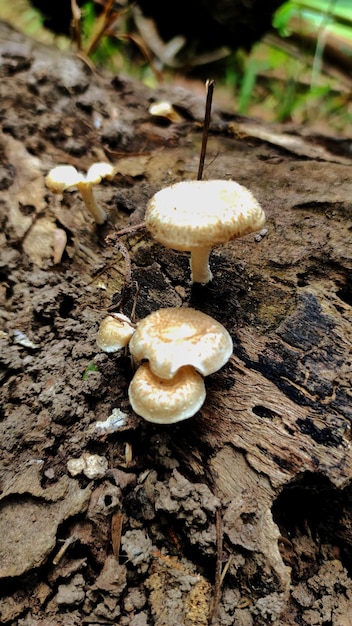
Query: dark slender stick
197 79 215 181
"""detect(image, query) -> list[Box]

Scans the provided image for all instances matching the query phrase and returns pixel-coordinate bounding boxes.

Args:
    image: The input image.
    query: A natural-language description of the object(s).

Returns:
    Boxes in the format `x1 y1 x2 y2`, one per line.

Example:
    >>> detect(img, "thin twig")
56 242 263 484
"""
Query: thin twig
197 79 215 181
85 0 116 57
109 239 132 310
209 506 223 624
219 554 233 587
112 222 146 237
130 282 140 322
71 0 82 50
103 228 143 314
52 535 77 565
111 512 123 559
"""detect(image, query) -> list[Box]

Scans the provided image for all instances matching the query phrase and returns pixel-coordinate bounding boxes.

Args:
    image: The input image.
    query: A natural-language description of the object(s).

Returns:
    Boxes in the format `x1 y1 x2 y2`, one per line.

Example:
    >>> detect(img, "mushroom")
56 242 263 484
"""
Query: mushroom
97 313 135 353
128 363 206 424
145 179 265 284
128 307 233 380
148 101 183 123
45 162 115 224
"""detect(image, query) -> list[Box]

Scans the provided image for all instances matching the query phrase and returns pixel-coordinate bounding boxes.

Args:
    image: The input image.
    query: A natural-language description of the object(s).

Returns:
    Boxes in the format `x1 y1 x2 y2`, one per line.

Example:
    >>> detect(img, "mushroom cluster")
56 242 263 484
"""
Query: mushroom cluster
128 307 233 424
45 162 115 224
93 178 263 421
97 307 233 424
145 179 265 284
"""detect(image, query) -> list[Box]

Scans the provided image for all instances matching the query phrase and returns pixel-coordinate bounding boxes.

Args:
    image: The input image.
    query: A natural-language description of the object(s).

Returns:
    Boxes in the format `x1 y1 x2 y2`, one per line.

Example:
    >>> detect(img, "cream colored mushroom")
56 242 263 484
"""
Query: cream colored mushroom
128 363 206 424
97 314 135 353
45 162 115 224
148 101 183 123
129 307 233 380
145 179 265 284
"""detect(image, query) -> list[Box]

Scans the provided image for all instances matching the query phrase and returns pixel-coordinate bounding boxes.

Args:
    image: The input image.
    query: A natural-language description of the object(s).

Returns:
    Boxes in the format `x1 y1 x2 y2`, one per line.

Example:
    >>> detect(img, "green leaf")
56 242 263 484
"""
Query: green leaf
83 361 99 380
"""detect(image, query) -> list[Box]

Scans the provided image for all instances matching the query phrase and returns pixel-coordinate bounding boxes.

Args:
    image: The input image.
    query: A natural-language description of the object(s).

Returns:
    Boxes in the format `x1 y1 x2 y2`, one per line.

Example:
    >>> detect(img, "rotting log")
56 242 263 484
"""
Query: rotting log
0 20 352 625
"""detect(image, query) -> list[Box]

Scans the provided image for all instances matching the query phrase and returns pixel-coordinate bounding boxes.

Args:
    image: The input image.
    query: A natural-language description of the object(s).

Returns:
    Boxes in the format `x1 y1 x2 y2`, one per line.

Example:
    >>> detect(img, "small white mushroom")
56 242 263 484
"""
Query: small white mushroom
45 162 115 224
145 179 266 284
96 313 135 353
148 101 183 123
128 363 206 424
128 307 233 380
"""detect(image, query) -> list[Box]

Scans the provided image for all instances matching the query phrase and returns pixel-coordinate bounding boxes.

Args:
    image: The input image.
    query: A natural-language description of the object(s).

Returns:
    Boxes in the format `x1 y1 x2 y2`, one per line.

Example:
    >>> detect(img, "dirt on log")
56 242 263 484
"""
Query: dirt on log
0 20 352 626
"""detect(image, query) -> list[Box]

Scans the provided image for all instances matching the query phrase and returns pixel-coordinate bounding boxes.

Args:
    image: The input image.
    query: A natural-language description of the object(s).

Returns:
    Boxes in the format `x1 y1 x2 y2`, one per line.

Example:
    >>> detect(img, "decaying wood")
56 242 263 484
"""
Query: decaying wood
1 20 352 625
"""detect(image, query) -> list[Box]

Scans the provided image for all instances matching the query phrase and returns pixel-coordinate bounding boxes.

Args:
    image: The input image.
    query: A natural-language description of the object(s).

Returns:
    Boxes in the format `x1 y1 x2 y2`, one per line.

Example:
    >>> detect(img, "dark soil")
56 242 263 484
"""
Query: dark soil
1 20 352 626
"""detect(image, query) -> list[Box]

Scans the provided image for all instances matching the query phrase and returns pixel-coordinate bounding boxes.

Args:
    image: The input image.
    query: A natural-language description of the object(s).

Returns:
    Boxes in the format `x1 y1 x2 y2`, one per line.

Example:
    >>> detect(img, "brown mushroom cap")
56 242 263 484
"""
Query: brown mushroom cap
97 314 135 353
128 363 206 424
129 307 233 380
145 179 265 250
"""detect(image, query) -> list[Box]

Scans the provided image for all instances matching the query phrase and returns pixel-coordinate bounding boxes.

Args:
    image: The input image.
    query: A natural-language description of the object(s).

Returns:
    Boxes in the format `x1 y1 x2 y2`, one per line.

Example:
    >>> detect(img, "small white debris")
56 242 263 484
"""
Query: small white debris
254 228 268 242
13 330 40 349
67 453 108 479
93 112 103 129
91 408 128 436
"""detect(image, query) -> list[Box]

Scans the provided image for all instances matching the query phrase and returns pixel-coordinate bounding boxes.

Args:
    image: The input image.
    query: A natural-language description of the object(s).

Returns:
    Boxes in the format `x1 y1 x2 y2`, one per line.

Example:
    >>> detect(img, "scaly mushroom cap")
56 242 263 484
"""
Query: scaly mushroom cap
128 363 206 424
145 179 265 251
129 307 233 380
97 314 135 353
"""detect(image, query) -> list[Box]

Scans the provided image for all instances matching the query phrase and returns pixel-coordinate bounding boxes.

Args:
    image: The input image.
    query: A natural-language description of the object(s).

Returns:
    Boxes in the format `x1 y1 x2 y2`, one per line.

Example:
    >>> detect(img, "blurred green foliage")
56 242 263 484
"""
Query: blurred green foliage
225 0 352 128
1 0 351 130
76 0 352 129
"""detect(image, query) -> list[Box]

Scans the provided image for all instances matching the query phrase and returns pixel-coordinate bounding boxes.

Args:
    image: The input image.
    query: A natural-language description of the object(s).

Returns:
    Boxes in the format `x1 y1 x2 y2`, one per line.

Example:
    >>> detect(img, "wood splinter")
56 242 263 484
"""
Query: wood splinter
52 535 77 565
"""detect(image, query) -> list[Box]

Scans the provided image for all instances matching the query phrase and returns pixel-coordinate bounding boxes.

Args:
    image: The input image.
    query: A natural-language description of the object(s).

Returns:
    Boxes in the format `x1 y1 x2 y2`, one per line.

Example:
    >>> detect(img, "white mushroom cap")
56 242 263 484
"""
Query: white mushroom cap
97 314 135 353
128 363 206 424
148 101 183 123
45 162 115 224
86 162 115 184
129 307 233 380
45 165 84 193
145 179 266 283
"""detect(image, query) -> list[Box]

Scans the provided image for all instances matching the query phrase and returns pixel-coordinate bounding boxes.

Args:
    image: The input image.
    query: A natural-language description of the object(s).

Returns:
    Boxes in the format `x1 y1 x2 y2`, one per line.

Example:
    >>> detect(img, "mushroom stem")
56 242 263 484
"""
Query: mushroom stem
190 246 212 284
77 182 107 225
